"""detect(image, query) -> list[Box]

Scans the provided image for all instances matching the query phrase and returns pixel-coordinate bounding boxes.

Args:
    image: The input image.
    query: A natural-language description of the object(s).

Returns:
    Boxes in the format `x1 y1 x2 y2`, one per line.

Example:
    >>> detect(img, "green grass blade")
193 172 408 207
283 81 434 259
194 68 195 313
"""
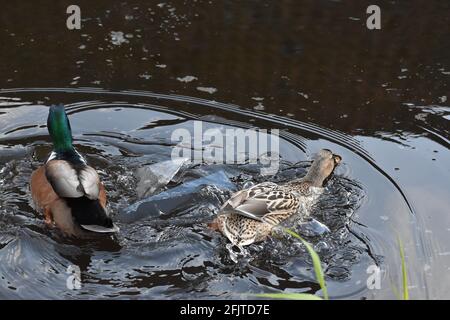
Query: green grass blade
284 228 329 300
398 236 409 300
255 293 323 300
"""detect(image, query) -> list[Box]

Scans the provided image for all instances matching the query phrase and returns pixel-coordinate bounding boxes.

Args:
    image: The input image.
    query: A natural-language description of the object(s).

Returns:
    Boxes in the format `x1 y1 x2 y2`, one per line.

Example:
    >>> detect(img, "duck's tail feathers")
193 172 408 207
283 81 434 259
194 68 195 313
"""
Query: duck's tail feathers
65 197 119 233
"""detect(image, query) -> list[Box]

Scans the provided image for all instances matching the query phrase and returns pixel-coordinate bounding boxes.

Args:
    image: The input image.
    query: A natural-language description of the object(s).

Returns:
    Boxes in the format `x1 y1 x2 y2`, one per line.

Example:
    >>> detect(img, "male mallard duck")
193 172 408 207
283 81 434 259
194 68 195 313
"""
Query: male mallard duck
30 104 119 237
211 149 341 248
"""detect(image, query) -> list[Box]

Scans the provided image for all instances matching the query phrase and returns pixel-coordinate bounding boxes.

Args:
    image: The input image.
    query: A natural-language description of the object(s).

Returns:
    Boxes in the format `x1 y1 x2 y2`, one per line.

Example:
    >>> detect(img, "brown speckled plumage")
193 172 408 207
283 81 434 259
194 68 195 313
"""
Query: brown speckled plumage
213 149 342 247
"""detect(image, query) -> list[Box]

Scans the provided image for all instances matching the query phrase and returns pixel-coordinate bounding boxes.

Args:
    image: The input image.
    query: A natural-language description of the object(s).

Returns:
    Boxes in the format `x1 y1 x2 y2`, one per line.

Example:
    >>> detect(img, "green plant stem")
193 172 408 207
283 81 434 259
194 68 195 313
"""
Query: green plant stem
283 228 329 300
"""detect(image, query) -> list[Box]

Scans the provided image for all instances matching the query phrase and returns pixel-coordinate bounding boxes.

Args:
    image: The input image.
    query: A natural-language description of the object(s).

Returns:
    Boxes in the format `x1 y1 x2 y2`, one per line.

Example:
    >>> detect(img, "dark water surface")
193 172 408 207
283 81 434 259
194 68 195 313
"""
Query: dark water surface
0 1 449 299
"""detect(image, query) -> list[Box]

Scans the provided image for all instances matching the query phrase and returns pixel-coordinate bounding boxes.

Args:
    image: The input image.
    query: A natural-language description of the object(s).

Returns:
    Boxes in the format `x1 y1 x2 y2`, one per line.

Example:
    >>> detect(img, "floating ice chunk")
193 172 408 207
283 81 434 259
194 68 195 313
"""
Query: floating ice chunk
177 75 197 83
298 92 309 99
120 171 236 222
135 157 189 198
110 31 129 46
139 73 152 80
297 218 330 237
414 113 428 121
196 87 217 94
253 102 264 110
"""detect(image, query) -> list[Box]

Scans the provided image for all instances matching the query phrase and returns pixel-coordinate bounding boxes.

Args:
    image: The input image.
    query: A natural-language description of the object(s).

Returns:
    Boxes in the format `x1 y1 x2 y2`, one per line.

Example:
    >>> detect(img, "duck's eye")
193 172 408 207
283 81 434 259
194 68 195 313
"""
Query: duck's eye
333 155 342 164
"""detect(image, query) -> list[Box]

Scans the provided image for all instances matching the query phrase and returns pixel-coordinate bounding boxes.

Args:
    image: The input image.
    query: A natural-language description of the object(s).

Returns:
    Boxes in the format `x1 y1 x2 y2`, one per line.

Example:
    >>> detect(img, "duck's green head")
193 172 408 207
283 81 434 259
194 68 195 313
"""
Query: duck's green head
47 104 74 153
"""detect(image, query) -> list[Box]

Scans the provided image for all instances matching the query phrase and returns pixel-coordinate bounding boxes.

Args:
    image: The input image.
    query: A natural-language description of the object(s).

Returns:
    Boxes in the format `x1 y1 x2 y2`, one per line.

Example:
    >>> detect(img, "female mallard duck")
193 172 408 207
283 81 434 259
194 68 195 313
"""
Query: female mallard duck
30 104 119 237
212 149 341 248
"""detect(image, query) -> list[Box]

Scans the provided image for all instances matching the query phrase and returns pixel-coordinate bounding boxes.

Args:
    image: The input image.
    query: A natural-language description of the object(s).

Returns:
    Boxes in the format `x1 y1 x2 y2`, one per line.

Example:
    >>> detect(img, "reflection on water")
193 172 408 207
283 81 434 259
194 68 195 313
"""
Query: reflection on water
0 0 449 299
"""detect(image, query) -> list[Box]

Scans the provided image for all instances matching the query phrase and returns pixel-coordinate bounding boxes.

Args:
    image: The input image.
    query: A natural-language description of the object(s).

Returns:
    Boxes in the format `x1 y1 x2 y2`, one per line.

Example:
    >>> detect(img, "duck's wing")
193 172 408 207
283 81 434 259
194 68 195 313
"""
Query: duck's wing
45 160 101 200
219 182 299 222
45 160 117 234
